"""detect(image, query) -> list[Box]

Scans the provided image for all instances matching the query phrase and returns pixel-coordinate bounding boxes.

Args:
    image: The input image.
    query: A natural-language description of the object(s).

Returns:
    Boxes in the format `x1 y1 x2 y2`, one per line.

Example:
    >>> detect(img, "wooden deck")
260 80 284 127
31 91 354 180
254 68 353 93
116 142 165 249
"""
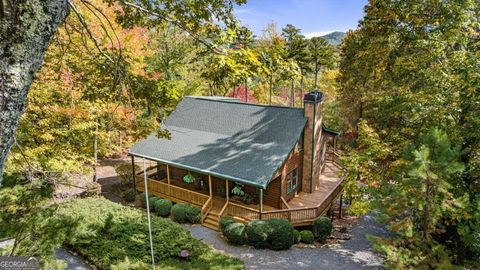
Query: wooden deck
289 162 342 208
135 159 343 228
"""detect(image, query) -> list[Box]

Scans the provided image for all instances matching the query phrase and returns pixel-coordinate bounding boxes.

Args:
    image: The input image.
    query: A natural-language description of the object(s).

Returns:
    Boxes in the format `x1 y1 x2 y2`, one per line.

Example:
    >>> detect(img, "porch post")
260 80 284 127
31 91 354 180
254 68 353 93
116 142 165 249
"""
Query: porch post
208 175 212 197
166 164 171 195
226 180 229 201
131 155 136 192
259 189 263 220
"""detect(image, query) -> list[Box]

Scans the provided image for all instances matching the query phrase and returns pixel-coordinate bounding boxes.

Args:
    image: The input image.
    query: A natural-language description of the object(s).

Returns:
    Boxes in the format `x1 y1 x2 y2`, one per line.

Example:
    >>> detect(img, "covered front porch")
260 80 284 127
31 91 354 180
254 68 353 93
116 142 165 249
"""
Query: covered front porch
131 154 343 230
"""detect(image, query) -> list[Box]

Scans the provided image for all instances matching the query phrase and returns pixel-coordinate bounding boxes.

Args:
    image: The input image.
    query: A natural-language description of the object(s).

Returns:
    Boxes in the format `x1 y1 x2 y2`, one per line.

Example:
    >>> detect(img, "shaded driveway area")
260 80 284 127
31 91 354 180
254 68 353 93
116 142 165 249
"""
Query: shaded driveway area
185 213 388 270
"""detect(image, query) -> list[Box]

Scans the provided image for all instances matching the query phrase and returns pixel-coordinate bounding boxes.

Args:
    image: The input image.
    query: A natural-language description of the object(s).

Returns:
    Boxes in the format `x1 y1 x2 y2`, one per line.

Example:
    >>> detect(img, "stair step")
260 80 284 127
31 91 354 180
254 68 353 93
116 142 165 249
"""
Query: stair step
203 222 219 231
206 215 219 221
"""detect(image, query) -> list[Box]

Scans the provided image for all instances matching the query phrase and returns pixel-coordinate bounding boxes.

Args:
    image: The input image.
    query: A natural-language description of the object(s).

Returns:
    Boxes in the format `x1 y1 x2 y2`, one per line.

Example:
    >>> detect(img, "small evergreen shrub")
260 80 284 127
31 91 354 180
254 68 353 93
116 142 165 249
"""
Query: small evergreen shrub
186 205 201 223
293 229 301 244
153 199 172 217
300 230 314 244
312 217 333 241
171 203 189 223
224 223 246 245
267 219 294 250
245 220 272 249
148 196 160 211
219 217 236 233
139 192 153 208
123 188 136 203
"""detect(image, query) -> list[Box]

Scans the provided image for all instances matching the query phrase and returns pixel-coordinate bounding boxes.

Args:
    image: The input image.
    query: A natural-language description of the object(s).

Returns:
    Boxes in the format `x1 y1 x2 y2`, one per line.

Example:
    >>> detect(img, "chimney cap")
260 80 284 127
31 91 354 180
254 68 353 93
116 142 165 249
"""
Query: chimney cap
303 90 324 103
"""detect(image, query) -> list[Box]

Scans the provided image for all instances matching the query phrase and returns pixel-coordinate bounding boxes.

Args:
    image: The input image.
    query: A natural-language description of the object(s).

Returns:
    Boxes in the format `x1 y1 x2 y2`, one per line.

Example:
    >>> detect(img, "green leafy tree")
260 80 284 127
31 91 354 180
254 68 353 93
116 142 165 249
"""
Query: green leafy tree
282 24 308 106
338 0 480 267
308 36 335 88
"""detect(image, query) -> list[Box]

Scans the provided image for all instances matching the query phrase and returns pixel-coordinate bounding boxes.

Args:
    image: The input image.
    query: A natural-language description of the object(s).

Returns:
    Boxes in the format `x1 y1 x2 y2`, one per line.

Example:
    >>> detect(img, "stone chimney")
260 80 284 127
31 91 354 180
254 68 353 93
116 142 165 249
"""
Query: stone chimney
302 90 324 193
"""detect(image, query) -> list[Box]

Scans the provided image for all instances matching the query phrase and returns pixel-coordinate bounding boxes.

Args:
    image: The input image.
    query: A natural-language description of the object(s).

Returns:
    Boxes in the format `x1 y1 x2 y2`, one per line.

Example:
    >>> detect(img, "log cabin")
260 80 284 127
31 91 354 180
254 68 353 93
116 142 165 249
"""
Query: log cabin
129 90 343 230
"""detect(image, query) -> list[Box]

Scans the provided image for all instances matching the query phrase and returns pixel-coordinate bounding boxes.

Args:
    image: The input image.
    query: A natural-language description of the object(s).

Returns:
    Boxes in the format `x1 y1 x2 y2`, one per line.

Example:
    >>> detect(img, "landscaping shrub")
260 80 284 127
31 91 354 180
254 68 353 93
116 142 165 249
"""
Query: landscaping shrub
293 229 301 244
312 217 333 241
267 219 294 250
171 203 189 223
224 222 246 245
56 197 243 269
300 230 315 244
245 220 272 249
219 217 236 233
153 199 172 217
139 192 152 208
122 188 136 203
148 196 160 211
185 205 201 224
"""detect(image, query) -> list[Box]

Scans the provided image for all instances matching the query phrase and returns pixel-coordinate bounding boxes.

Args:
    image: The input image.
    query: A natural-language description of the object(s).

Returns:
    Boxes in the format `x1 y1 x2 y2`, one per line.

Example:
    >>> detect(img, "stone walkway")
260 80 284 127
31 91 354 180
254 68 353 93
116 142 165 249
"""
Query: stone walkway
184 213 387 270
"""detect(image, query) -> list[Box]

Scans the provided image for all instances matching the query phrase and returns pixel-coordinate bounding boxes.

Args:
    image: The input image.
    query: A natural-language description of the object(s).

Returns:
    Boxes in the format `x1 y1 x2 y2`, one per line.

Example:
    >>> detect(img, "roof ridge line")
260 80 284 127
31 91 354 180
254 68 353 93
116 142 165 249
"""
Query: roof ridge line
185 96 305 111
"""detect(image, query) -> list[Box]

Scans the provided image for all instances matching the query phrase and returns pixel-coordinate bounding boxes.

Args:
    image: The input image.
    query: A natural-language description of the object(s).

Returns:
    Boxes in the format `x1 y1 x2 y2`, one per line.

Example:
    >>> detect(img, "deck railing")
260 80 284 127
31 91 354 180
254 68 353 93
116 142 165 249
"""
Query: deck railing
226 202 260 221
135 176 210 207
201 197 213 222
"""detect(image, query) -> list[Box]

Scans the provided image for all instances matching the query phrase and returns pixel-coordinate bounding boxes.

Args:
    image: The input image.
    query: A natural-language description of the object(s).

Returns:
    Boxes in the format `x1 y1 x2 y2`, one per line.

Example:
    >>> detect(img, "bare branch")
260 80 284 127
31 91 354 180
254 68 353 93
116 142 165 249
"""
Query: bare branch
67 0 115 63
119 0 227 55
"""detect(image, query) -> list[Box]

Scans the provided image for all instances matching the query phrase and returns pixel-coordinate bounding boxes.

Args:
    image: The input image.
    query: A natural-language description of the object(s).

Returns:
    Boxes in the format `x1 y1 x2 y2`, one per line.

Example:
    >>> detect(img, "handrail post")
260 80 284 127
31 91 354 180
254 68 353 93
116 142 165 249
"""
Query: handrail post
259 189 263 220
226 180 229 202
208 175 212 198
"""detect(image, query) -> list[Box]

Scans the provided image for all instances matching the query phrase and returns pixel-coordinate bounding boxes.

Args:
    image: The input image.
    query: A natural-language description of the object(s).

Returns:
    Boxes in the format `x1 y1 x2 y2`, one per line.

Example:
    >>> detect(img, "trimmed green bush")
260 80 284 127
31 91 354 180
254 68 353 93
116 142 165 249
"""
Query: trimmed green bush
148 196 160 211
245 220 272 249
267 219 295 250
293 229 301 244
122 188 136 203
224 222 246 245
153 199 172 217
219 217 236 233
186 205 201 224
312 217 333 241
171 203 189 223
139 192 153 208
300 230 314 244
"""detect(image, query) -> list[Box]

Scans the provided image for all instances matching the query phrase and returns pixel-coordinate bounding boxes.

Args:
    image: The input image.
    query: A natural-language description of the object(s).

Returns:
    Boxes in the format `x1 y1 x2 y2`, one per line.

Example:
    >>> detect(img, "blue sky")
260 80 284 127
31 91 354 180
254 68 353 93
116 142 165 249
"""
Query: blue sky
234 0 368 37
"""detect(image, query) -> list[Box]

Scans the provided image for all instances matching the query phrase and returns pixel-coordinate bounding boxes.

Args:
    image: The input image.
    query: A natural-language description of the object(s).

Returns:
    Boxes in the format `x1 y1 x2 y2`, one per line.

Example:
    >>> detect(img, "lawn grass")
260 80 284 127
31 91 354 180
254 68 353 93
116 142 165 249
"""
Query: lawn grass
57 197 243 270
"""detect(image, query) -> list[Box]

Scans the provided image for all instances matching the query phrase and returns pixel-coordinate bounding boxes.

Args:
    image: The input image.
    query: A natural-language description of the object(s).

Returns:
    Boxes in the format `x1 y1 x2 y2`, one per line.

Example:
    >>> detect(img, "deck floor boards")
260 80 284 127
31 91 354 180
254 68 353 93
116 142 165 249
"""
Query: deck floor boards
288 162 342 209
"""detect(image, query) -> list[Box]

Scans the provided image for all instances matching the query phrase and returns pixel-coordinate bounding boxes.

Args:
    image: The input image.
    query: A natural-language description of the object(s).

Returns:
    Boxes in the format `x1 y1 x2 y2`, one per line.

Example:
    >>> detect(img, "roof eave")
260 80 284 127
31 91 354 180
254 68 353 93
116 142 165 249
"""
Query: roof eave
128 151 268 189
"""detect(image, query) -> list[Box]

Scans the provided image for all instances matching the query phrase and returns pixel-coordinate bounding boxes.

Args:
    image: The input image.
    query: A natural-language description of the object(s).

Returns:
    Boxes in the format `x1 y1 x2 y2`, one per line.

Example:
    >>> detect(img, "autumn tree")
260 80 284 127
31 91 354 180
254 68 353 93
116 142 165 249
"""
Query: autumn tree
0 0 246 184
338 0 480 267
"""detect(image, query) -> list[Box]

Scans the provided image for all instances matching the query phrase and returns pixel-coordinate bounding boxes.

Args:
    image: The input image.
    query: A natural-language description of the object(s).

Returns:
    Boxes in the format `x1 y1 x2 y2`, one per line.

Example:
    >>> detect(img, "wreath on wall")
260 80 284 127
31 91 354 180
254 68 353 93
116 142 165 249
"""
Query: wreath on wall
183 173 195 184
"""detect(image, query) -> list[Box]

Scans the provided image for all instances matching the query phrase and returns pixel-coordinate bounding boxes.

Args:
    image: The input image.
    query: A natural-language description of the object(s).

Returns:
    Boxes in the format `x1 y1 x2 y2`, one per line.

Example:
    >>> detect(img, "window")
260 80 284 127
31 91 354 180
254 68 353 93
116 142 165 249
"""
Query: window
286 168 298 193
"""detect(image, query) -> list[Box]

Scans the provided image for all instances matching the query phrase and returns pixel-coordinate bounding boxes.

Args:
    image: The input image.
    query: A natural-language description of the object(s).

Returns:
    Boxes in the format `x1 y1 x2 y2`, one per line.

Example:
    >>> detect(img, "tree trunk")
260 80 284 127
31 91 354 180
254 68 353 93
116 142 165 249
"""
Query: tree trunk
269 75 273 105
300 73 304 101
290 79 294 107
244 79 248 103
0 0 69 184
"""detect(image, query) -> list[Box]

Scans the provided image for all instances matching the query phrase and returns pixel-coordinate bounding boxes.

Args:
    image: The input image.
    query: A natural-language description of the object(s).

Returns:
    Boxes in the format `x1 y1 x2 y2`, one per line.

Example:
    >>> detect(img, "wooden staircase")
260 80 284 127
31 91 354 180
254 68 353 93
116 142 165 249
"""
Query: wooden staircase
201 197 227 231
203 212 220 231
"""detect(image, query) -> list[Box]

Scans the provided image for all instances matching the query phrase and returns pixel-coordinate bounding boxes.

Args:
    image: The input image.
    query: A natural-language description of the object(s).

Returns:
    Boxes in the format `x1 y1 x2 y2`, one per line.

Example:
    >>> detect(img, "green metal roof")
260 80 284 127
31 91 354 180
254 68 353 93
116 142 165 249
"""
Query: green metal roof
322 124 341 136
129 97 307 188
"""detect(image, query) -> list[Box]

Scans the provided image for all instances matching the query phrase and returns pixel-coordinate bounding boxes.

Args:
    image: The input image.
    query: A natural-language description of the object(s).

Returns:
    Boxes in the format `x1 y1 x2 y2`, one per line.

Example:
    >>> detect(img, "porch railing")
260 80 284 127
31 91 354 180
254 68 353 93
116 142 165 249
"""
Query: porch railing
226 202 260 221
135 176 210 207
201 197 213 223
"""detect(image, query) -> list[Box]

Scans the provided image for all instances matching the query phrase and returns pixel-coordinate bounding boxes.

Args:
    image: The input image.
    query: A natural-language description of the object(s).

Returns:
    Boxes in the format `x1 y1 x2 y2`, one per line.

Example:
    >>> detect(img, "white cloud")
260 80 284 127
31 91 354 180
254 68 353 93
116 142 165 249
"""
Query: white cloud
305 31 338 39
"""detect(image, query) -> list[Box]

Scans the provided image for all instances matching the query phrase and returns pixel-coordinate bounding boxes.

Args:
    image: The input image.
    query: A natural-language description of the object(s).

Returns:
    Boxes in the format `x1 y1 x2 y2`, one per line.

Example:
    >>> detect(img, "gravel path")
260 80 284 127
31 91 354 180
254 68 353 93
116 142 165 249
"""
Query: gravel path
184 213 388 270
